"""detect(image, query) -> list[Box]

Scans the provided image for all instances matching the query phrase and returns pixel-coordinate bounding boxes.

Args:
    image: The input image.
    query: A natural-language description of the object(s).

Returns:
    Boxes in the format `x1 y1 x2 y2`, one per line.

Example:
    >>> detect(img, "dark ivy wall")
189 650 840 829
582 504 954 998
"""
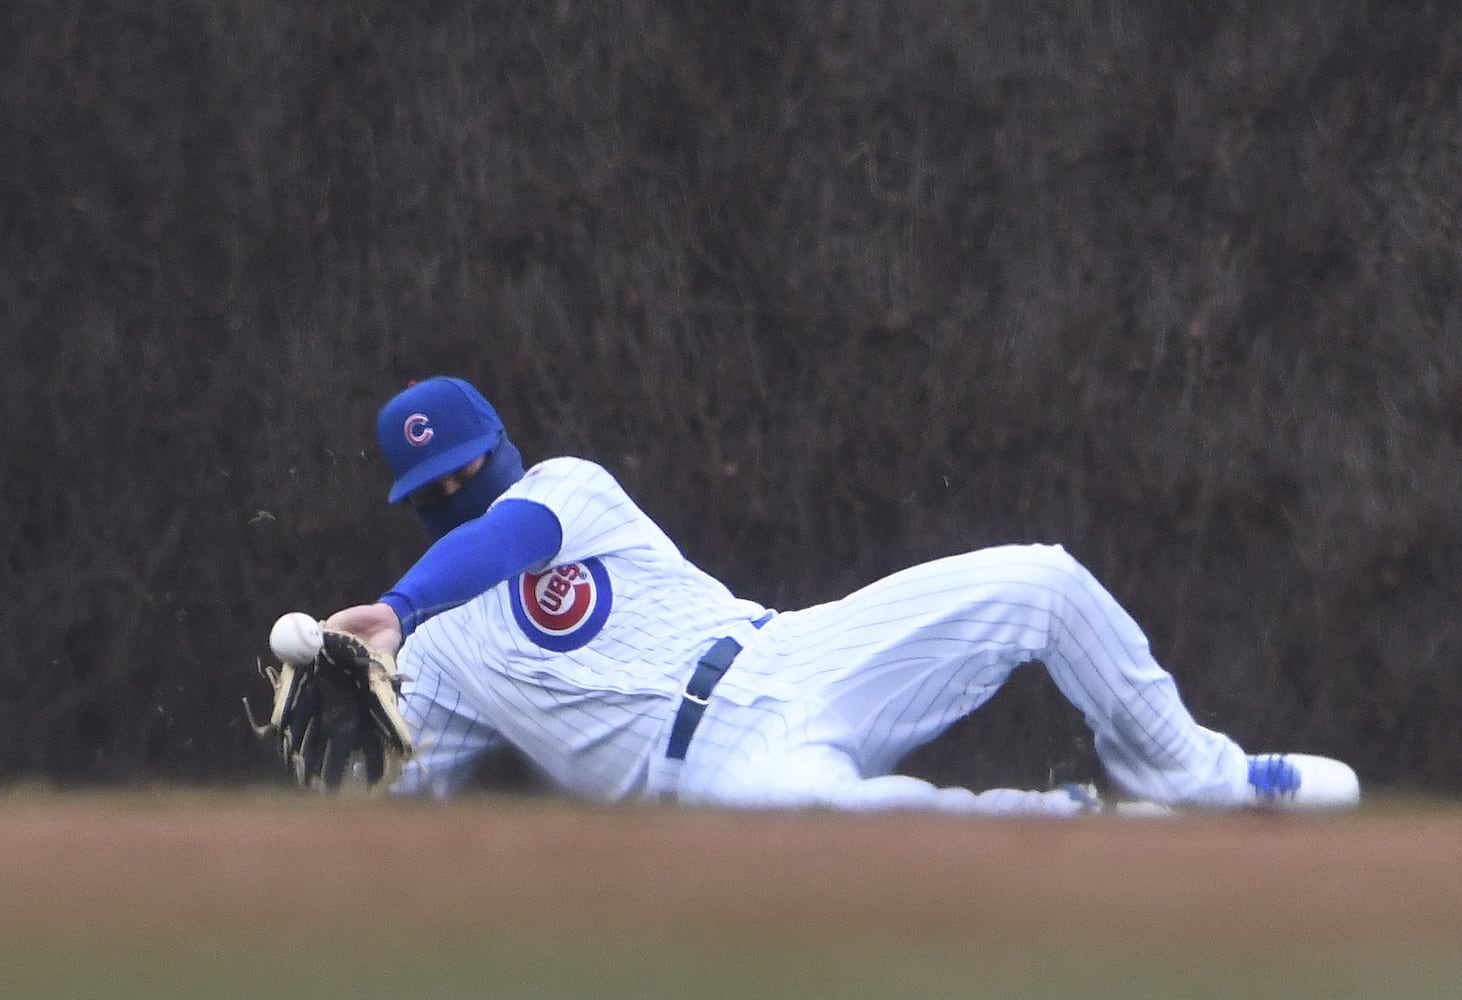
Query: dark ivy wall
4 1 1461 795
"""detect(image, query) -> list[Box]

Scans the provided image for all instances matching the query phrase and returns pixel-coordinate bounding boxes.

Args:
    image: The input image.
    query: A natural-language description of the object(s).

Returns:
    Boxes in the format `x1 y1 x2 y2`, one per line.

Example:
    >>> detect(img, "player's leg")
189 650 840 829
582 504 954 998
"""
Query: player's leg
826 773 1102 815
967 549 1358 808
740 544 1252 806
1007 545 1251 805
672 737 1098 816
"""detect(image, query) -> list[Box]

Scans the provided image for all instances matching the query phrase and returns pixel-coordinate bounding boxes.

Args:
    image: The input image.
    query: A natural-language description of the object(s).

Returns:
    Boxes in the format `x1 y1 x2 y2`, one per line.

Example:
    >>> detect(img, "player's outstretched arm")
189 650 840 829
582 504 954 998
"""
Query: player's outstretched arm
324 602 403 656
381 498 562 638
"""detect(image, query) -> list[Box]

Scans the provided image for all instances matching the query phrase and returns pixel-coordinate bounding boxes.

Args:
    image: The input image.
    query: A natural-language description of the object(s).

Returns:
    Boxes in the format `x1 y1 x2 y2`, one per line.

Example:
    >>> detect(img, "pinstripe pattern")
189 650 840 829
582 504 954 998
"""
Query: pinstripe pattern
395 459 1251 812
397 458 768 802
666 545 1249 811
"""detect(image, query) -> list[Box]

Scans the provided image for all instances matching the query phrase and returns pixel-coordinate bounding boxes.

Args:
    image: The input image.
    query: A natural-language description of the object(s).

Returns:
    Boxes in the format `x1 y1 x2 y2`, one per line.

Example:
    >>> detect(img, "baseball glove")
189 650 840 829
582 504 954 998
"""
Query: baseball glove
247 629 413 793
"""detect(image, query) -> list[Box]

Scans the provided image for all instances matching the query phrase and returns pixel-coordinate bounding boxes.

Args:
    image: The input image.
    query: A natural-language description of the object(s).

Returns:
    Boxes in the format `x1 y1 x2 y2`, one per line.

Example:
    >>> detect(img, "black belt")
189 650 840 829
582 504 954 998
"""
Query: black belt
666 613 770 761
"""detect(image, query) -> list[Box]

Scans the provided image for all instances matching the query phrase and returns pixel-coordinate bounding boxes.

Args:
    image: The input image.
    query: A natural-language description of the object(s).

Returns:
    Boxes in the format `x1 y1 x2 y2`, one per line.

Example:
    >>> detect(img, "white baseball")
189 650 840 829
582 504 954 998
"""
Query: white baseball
269 612 324 665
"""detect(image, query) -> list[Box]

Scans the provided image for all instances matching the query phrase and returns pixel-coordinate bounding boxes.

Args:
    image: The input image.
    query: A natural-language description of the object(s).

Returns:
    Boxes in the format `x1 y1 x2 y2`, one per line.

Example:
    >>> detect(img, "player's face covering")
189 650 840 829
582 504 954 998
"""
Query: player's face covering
411 436 525 538
376 376 527 539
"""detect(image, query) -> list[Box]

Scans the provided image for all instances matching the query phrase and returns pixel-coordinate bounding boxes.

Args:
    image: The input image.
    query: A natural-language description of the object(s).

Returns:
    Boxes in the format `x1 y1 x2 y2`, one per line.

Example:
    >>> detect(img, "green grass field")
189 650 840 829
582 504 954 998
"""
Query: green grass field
3 790 1459 999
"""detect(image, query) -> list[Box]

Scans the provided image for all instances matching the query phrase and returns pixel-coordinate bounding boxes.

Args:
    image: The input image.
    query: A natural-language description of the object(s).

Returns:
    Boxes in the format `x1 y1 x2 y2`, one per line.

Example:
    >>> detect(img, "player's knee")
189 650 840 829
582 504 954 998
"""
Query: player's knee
1014 542 1084 583
997 543 1097 609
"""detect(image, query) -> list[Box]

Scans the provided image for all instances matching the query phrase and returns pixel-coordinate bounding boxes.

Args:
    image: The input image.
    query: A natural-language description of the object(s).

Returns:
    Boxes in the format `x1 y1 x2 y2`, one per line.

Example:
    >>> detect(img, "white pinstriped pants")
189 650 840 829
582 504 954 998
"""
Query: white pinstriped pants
650 544 1251 814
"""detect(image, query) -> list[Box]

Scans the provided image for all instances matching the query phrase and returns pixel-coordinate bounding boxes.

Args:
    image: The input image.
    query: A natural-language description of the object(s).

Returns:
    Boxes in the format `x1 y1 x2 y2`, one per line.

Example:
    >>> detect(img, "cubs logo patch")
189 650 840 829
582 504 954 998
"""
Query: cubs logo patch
509 557 612 651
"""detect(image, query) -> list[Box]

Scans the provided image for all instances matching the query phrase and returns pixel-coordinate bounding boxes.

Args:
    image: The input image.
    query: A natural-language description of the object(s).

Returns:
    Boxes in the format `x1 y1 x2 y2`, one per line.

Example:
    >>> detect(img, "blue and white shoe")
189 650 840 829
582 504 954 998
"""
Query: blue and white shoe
1247 753 1360 810
1059 782 1106 813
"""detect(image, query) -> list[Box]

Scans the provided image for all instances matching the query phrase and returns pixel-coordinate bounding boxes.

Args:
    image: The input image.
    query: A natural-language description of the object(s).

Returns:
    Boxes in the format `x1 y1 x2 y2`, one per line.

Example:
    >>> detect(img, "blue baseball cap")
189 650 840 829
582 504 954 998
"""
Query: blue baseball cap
376 377 506 503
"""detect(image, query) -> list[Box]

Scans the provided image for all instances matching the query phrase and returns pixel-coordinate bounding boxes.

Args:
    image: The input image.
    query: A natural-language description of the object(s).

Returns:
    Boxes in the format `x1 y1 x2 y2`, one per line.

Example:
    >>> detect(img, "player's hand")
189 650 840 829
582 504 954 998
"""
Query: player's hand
323 602 404 656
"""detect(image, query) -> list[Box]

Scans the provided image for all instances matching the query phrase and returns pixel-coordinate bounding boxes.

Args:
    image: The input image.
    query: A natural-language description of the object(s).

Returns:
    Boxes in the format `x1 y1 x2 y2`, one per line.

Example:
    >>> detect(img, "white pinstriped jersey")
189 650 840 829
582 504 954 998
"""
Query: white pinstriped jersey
395 457 769 801
395 458 1256 813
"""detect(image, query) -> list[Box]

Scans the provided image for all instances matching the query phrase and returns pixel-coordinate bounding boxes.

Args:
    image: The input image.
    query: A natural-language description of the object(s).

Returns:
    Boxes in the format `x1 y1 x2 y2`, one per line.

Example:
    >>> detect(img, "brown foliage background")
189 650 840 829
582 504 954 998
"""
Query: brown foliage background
3 1 1461 794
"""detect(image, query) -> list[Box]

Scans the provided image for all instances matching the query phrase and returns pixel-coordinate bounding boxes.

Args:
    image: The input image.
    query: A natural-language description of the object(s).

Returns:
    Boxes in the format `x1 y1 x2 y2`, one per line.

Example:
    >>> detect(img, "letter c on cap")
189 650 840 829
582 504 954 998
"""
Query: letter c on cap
404 413 434 446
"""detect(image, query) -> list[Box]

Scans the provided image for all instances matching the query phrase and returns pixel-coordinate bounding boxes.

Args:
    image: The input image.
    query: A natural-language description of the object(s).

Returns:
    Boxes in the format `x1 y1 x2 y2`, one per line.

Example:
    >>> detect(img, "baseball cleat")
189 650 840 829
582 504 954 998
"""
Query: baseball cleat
1246 753 1360 810
1058 782 1107 814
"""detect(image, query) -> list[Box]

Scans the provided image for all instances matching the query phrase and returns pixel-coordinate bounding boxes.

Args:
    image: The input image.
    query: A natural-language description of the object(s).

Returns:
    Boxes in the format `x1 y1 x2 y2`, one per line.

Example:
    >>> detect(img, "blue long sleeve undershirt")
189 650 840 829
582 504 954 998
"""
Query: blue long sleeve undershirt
380 498 564 639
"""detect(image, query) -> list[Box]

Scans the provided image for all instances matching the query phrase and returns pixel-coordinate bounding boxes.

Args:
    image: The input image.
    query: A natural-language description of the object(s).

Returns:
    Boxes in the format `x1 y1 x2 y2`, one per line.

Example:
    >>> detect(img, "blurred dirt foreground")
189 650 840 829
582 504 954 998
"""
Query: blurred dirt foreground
3 795 1462 997
5 3 1462 797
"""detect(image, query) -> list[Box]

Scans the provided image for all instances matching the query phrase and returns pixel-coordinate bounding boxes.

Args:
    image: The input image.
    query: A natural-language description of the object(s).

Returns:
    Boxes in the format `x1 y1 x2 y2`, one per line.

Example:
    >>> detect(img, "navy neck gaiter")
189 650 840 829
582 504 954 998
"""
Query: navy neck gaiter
414 436 526 539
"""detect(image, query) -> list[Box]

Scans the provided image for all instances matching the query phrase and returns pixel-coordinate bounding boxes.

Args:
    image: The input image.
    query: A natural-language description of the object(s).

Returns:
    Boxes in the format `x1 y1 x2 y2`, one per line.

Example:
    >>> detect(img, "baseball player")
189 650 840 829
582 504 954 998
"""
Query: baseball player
307 376 1360 815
